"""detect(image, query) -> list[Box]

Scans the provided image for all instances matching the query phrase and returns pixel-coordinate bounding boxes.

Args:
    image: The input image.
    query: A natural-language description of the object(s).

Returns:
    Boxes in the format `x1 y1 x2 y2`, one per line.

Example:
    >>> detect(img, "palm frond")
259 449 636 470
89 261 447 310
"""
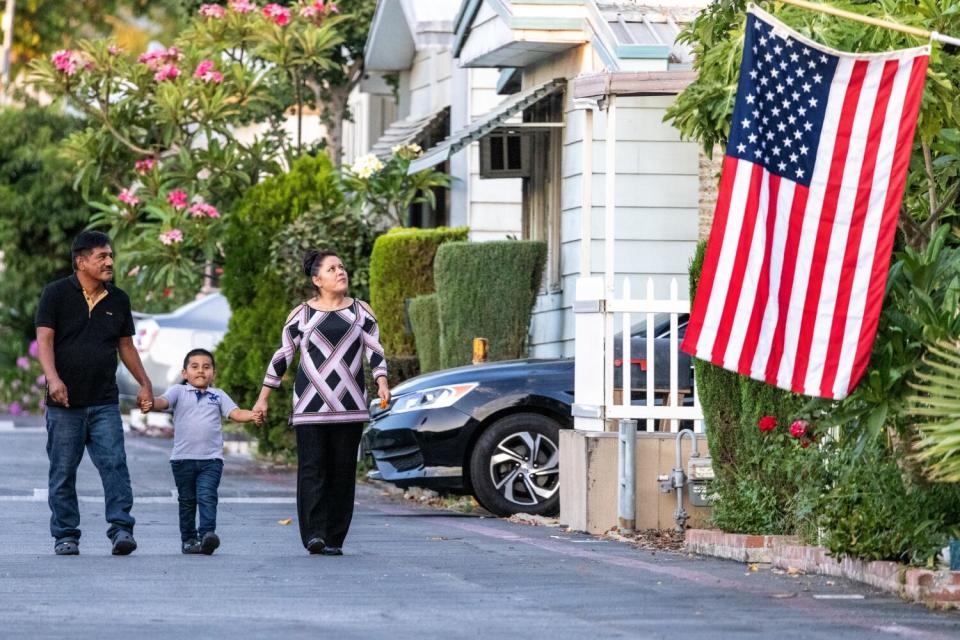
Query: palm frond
908 339 960 482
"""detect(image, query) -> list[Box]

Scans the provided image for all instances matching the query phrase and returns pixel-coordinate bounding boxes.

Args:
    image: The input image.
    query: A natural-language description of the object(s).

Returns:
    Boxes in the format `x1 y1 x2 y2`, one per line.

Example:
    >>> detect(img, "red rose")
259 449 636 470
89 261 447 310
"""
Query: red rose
758 416 777 432
163 287 173 298
800 440 811 449
789 420 808 438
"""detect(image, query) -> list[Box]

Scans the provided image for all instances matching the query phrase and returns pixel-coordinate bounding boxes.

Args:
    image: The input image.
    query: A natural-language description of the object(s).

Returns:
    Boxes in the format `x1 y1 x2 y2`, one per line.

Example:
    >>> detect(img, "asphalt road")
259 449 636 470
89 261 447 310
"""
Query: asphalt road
1 416 958 639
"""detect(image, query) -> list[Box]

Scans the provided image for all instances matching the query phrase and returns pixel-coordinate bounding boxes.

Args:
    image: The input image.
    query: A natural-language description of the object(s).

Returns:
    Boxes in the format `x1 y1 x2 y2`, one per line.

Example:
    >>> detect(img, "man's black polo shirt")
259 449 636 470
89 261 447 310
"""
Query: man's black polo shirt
35 274 136 408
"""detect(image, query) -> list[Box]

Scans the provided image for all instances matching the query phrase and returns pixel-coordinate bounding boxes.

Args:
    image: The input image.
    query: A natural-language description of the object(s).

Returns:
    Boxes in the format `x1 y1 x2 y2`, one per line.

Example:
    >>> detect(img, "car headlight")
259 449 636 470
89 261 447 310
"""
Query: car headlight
389 383 478 414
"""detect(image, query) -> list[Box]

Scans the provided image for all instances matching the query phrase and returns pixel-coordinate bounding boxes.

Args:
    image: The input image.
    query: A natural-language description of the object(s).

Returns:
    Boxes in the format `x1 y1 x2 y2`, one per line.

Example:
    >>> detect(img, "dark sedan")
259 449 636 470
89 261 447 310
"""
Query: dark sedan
364 315 691 517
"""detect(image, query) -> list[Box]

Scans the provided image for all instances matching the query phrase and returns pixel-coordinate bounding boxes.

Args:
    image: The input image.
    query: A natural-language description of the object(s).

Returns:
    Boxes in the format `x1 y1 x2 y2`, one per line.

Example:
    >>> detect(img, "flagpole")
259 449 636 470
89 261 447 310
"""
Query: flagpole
774 0 960 48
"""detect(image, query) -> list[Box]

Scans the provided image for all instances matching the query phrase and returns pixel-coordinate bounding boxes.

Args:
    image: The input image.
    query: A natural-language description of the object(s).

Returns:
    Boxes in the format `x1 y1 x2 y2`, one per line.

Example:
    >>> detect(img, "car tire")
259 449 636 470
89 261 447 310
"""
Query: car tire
469 413 562 517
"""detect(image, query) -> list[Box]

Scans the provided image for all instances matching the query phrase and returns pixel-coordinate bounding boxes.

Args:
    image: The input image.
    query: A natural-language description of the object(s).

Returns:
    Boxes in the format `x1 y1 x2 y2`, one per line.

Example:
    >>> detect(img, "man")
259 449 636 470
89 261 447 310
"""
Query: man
35 231 154 556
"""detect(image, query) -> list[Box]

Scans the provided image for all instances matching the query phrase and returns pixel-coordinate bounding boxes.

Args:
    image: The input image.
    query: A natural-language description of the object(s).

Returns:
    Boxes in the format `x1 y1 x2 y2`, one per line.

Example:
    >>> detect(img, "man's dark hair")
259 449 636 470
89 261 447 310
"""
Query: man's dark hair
71 231 112 270
182 348 216 370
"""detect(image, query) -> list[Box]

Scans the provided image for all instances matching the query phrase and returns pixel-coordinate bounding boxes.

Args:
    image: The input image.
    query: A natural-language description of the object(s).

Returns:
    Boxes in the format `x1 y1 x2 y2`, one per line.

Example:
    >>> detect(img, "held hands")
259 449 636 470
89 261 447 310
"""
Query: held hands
137 386 154 413
252 399 268 425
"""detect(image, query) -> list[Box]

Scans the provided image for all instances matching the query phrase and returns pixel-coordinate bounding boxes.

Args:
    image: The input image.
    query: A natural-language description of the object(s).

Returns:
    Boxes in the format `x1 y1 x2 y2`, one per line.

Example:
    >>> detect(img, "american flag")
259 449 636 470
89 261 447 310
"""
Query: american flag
682 6 929 400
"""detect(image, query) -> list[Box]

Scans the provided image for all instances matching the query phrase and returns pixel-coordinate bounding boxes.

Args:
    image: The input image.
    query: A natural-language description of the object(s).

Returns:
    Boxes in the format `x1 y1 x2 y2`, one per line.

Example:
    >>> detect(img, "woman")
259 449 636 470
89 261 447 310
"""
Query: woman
253 250 389 556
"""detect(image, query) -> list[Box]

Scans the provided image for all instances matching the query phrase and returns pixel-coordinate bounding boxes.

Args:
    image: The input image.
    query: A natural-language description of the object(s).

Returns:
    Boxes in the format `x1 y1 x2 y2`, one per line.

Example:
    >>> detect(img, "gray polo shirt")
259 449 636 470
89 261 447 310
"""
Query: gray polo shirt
161 384 239 461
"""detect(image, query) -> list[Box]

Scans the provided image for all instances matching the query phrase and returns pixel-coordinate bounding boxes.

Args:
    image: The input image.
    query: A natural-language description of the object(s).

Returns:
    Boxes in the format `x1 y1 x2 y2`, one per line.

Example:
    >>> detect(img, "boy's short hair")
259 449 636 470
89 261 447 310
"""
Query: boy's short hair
182 348 216 370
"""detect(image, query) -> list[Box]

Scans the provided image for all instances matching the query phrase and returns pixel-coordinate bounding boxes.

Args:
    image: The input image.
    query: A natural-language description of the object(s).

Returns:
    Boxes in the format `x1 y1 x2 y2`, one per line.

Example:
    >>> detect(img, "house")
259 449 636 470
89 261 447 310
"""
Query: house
348 0 524 239
403 0 716 532
402 0 714 361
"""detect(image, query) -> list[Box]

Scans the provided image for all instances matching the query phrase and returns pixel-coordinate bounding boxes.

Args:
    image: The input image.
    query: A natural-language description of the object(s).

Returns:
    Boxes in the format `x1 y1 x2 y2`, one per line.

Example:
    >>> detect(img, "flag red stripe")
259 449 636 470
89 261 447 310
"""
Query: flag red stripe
848 56 928 392
739 172 780 373
711 163 764 363
790 60 869 392
819 59 899 397
764 185 809 384
682 155 739 355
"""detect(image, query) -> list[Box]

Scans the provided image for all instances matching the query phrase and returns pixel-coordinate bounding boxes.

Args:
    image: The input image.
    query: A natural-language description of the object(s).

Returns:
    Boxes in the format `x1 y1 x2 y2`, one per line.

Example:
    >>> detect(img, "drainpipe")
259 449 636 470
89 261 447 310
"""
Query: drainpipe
617 418 637 533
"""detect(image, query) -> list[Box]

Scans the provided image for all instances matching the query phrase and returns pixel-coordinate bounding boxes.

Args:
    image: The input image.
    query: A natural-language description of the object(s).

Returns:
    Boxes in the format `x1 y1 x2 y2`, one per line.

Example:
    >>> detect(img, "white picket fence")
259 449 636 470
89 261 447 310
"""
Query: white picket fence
574 276 704 433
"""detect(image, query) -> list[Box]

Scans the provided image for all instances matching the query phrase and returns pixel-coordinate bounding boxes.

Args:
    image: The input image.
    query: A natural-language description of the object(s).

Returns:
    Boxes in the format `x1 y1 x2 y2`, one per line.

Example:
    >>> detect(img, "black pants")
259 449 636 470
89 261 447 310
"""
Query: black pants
295 422 364 549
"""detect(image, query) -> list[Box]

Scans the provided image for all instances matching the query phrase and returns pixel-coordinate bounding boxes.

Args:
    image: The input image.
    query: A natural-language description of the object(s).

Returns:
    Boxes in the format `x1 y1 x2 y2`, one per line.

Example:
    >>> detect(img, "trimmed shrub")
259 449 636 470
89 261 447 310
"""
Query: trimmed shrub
688 240 743 472
434 241 546 368
409 294 441 374
217 155 345 457
368 226 468 359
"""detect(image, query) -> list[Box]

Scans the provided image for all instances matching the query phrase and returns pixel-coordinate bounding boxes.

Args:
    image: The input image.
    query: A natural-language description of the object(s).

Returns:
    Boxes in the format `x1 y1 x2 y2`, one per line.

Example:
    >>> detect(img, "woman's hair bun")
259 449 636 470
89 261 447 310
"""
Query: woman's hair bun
302 250 321 278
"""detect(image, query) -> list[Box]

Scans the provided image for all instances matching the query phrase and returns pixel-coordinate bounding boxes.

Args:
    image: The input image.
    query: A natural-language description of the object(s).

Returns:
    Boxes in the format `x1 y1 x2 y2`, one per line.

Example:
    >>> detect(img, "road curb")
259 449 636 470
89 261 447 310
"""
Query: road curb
686 528 960 609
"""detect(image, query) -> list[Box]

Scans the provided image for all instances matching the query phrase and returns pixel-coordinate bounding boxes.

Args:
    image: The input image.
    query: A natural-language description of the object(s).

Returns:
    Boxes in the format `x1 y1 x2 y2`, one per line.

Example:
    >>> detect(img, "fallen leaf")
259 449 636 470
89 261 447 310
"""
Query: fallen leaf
749 563 759 572
787 566 802 576
277 518 292 526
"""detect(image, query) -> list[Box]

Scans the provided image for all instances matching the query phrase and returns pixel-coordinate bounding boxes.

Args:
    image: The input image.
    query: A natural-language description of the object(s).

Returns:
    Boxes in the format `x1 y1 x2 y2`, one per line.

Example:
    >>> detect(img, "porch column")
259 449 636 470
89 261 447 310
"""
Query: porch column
572 102 604 433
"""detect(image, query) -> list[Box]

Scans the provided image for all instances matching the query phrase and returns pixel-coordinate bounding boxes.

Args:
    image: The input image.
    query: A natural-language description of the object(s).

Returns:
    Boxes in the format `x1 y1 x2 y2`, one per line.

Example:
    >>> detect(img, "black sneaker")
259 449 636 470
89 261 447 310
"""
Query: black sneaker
306 537 325 555
181 539 201 554
320 546 343 556
54 539 79 556
111 531 137 556
199 532 220 555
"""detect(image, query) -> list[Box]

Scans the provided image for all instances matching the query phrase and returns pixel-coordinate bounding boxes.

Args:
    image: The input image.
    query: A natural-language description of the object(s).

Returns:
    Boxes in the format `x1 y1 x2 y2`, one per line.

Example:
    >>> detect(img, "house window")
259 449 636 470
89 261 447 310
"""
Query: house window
521 92 564 293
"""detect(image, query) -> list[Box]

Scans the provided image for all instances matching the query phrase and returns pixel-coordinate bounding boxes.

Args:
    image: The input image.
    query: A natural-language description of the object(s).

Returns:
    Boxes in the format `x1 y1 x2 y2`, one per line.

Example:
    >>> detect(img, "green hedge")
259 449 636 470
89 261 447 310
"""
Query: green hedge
408 294 441 374
217 155 344 457
434 241 546 368
689 239 812 536
369 226 468 359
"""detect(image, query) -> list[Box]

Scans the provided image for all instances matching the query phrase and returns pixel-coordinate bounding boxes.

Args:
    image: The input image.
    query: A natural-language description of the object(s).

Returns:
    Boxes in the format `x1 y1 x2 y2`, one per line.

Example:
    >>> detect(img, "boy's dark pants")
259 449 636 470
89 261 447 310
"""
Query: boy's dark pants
170 459 223 542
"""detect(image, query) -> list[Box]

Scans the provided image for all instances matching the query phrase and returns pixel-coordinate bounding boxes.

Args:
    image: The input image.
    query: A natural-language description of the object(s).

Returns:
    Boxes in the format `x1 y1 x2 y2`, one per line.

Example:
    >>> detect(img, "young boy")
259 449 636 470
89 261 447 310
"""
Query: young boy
148 348 261 555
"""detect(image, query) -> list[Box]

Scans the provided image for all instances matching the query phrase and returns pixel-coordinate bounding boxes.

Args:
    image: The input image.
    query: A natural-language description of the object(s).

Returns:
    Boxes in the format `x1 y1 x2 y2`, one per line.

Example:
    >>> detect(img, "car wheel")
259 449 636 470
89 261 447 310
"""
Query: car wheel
469 413 561 517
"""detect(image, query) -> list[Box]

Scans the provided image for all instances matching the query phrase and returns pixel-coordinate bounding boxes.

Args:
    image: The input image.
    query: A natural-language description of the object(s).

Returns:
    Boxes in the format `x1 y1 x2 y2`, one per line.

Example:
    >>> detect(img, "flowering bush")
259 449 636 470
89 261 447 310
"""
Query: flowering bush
344 144 449 227
0 341 46 416
29 2 348 296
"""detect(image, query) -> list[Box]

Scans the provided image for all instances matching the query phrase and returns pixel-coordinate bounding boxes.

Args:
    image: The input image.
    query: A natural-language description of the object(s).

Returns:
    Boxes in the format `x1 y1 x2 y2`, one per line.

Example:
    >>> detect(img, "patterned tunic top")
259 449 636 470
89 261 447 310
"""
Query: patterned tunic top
263 300 387 425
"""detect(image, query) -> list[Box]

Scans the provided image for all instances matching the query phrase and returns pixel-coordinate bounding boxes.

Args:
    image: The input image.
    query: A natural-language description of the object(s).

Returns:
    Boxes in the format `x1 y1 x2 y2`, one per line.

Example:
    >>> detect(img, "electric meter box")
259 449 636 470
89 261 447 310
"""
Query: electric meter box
687 456 715 507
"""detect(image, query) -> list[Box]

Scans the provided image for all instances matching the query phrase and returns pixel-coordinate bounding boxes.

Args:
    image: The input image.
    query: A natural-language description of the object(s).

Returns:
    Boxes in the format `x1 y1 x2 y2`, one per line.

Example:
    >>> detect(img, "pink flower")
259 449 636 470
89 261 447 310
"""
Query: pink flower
167 190 189 210
134 158 156 175
194 60 224 84
9 402 22 416
51 50 84 76
159 229 184 245
36 375 46 386
118 189 140 206
789 420 808 439
154 64 180 82
188 202 220 218
230 0 257 13
28 340 39 358
263 3 291 25
108 45 122 56
300 4 319 18
758 416 777 433
16 357 30 370
199 4 227 18
138 47 181 70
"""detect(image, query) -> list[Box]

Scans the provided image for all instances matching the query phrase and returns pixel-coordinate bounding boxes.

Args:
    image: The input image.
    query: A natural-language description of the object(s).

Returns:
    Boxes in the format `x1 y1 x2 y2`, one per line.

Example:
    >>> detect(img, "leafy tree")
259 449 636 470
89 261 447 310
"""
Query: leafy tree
0 107 89 350
29 2 346 298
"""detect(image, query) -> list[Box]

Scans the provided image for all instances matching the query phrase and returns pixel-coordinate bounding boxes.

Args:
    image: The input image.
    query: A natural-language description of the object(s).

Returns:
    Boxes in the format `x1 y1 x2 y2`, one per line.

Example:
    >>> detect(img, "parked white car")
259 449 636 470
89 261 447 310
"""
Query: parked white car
117 293 231 407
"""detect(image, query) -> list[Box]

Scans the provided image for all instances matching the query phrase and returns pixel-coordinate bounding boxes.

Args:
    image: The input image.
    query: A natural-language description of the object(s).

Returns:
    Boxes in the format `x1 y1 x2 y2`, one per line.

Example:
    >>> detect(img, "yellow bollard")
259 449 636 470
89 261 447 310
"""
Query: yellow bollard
472 337 488 364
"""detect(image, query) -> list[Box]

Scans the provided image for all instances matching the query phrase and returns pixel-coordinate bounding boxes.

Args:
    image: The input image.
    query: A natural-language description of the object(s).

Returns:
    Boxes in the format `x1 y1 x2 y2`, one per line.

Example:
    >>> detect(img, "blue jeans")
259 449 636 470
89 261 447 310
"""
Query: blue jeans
45 404 135 543
170 459 223 542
